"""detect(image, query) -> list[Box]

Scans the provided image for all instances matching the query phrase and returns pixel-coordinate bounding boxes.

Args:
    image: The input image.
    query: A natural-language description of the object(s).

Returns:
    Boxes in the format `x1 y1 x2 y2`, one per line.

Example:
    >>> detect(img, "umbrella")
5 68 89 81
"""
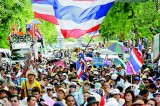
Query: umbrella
54 60 65 67
113 58 126 69
84 57 92 61
105 41 127 54
26 19 42 24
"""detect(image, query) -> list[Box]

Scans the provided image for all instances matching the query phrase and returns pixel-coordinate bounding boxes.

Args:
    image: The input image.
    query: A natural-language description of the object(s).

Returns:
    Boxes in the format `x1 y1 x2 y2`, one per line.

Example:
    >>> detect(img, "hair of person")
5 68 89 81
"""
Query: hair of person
117 86 123 93
124 90 135 103
149 83 157 90
139 89 149 96
65 95 78 106
27 95 36 102
147 98 157 106
135 96 148 104
10 95 20 100
83 91 91 95
31 87 41 94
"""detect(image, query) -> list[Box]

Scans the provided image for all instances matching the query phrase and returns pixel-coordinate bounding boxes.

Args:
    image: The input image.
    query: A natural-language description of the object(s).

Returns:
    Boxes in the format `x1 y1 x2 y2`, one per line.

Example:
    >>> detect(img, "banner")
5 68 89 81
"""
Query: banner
93 57 104 67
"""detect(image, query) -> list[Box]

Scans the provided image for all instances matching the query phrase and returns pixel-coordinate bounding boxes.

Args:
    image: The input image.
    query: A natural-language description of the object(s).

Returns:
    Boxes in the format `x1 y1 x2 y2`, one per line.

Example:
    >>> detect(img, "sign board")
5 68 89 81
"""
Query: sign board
93 57 104 67
153 33 160 60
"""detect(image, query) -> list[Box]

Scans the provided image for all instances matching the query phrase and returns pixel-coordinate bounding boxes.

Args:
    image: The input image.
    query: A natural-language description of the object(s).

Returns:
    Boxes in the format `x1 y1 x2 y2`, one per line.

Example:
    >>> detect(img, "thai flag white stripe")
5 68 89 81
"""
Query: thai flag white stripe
57 0 115 9
32 3 55 15
57 17 104 30
131 49 142 67
129 62 136 74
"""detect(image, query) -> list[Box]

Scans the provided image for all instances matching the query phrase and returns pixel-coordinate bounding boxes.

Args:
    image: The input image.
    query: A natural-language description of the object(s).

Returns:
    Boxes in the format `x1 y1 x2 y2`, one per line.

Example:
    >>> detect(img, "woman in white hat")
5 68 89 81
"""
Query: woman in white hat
21 70 41 98
111 89 125 106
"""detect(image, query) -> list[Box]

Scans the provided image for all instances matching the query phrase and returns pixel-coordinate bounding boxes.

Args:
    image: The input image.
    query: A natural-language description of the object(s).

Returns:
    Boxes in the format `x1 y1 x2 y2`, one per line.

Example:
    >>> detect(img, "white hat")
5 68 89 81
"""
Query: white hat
111 74 118 80
111 89 121 95
106 98 119 106
93 71 99 75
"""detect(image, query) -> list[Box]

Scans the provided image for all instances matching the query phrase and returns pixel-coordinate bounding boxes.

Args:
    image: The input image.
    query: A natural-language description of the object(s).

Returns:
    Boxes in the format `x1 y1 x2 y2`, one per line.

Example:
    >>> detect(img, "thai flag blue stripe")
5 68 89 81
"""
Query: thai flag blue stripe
31 0 53 4
76 61 81 71
130 54 141 73
53 0 114 23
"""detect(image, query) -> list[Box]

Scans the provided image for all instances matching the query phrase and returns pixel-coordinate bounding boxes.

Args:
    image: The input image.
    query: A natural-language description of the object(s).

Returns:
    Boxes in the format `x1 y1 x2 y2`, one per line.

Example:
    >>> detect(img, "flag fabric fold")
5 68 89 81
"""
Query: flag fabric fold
129 46 144 74
53 0 114 38
31 0 58 24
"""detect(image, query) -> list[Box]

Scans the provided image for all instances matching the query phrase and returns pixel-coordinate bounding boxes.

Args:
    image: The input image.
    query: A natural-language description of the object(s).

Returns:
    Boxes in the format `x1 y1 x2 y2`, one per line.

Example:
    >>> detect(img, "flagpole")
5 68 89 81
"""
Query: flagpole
85 33 95 50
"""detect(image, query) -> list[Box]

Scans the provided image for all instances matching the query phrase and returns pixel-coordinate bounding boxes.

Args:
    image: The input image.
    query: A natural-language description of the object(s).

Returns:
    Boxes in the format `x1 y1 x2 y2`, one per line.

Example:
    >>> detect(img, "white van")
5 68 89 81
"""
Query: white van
0 48 12 65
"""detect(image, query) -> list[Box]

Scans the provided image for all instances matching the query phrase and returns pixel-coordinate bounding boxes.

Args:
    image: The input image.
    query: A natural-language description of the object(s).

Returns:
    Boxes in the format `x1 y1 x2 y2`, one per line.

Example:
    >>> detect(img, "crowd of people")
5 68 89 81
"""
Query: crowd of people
0 45 159 106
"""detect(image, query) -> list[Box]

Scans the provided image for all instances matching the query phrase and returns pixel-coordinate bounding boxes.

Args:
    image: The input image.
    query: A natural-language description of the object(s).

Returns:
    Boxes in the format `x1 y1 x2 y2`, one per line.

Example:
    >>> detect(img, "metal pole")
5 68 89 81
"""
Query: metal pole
85 32 96 50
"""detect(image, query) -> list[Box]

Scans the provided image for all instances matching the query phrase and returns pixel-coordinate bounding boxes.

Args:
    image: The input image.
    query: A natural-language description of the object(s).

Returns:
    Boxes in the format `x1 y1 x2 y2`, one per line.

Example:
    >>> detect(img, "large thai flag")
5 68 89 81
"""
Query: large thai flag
129 47 144 74
31 0 58 24
76 52 86 81
53 0 114 38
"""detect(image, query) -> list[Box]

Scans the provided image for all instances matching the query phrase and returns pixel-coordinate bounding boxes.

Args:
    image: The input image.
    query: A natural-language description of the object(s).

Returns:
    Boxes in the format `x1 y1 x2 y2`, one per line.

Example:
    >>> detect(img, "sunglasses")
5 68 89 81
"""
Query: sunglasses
47 89 53 91
69 85 76 88
11 100 17 103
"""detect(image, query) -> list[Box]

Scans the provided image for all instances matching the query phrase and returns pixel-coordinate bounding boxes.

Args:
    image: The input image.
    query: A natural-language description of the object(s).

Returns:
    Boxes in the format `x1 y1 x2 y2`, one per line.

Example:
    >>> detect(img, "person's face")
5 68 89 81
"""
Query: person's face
32 92 41 100
66 96 75 106
157 80 160 85
27 97 37 106
61 84 67 89
144 80 150 86
69 85 76 92
89 103 98 106
105 76 110 81
28 74 35 81
113 94 121 100
125 93 132 102
103 82 110 90
154 94 160 103
84 93 90 102
83 84 90 92
0 92 7 99
102 71 105 76
47 89 54 95
57 90 65 100
10 97 20 106
55 75 60 80
43 79 49 85
12 88 18 94
146 100 156 106
62 75 66 80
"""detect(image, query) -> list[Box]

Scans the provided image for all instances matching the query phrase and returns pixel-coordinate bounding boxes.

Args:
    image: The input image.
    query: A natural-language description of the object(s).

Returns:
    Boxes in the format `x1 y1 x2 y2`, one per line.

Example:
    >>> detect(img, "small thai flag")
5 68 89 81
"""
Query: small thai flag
129 47 144 74
76 52 86 81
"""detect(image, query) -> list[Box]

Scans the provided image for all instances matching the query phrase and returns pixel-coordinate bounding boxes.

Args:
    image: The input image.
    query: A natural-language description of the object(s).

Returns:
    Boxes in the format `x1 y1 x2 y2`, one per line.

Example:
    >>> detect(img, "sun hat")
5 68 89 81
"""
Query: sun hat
116 64 121 68
111 74 118 80
106 98 119 106
86 96 99 106
58 88 67 96
42 98 55 106
93 71 99 75
95 83 101 89
153 90 160 97
99 78 106 82
131 100 144 106
84 80 90 85
111 89 121 95
26 70 37 78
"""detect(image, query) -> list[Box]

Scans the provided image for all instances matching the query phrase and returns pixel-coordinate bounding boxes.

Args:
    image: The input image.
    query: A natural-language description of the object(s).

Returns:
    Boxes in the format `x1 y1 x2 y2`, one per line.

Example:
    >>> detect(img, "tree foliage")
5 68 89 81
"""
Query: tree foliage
100 0 160 42
0 0 57 48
